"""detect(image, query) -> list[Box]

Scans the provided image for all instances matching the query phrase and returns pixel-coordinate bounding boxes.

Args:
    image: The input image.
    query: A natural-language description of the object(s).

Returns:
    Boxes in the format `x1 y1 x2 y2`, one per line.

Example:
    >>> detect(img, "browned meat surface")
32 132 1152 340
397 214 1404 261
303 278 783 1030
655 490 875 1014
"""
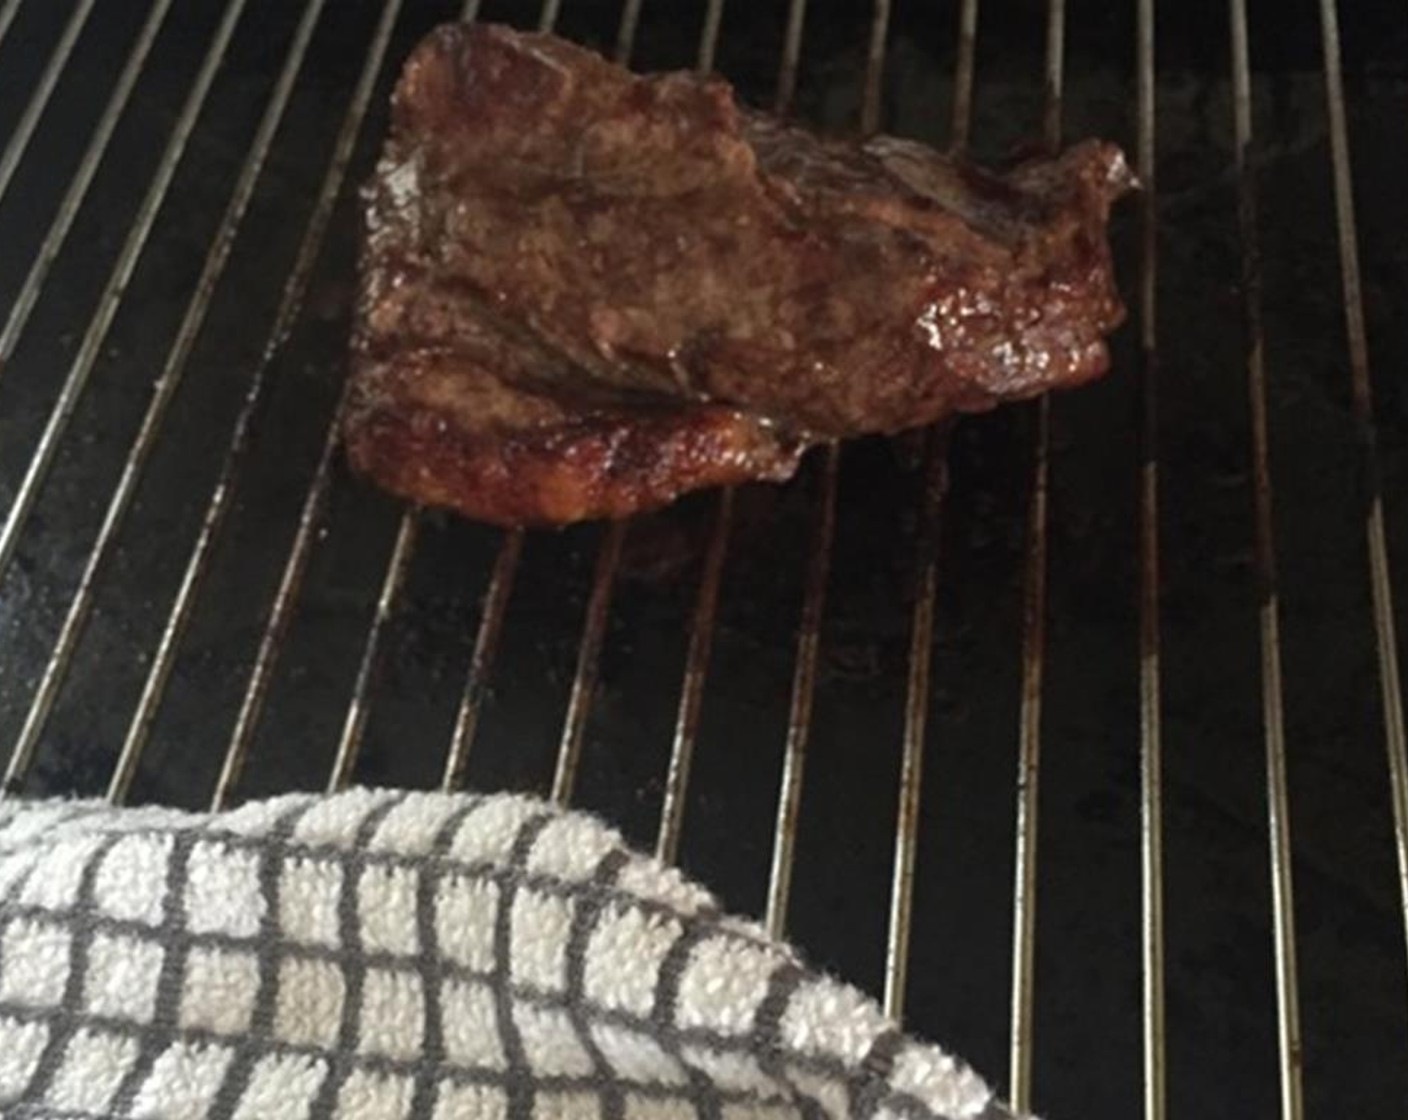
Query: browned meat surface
347 22 1134 526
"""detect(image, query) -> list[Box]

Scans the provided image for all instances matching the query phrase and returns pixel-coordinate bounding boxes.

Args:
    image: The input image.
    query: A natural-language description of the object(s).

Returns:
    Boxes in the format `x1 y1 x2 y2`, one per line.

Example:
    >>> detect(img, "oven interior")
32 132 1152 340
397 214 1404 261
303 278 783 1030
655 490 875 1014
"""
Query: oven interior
0 1 1406 1116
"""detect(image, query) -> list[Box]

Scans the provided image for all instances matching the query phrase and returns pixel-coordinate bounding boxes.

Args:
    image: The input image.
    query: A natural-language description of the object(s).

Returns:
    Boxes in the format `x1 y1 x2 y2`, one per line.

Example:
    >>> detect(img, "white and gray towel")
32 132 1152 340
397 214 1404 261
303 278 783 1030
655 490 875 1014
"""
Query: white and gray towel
0 789 1023 1120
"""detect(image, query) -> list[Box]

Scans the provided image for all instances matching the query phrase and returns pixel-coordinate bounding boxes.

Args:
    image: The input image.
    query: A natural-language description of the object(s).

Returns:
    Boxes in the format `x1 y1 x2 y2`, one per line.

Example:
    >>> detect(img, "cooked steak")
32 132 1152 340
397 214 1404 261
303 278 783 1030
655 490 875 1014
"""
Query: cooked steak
347 22 1133 526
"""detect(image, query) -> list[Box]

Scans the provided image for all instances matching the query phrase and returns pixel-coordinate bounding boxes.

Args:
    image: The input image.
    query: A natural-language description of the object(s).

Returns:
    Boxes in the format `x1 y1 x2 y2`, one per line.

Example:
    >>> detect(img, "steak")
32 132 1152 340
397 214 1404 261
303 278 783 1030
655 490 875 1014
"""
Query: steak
347 22 1133 526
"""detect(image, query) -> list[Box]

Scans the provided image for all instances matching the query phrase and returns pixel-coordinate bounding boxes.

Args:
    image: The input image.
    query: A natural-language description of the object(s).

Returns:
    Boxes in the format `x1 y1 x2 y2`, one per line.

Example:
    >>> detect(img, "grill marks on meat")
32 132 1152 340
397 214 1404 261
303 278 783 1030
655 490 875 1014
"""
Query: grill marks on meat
347 22 1133 526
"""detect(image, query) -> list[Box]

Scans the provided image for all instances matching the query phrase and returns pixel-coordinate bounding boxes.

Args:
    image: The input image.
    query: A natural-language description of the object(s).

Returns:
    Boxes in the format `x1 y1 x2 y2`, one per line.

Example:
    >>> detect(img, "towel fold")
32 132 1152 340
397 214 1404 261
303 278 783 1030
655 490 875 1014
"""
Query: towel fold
0 789 1021 1120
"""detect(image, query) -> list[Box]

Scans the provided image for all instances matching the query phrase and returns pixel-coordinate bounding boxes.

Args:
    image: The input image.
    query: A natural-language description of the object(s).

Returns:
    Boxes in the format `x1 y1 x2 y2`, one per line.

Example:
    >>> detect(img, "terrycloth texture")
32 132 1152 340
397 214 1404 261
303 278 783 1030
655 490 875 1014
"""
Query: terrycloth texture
0 790 1021 1120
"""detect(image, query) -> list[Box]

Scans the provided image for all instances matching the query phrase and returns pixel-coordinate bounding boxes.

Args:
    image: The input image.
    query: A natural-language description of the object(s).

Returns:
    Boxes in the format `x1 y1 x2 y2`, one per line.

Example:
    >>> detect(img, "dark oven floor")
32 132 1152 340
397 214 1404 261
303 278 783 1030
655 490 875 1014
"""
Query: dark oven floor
2 0 1407 1117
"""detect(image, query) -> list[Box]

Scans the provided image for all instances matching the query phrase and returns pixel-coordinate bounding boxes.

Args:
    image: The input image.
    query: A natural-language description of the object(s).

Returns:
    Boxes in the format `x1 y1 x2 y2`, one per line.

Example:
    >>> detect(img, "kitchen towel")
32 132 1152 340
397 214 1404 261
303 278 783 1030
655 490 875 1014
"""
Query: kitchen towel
0 789 1020 1119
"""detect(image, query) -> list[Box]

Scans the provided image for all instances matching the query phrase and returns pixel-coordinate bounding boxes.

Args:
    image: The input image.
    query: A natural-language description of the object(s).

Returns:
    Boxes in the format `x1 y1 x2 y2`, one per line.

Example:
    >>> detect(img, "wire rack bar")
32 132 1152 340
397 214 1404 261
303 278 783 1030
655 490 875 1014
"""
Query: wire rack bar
0 0 97 210
5 0 329 803
656 488 732 863
0 0 174 368
884 430 947 1021
614 0 645 65
1135 0 1166 1116
1315 0 1408 976
1006 0 1063 1108
655 0 807 860
880 0 981 1023
1228 1 1305 1115
950 0 978 153
544 0 662 810
552 520 628 806
0 0 24 56
859 0 890 137
696 0 725 74
883 548 933 1019
764 0 890 939
442 528 525 792
650 0 750 862
327 508 421 793
436 0 568 795
1008 421 1049 1109
658 0 816 856
0 0 248 586
774 0 808 117
764 442 839 937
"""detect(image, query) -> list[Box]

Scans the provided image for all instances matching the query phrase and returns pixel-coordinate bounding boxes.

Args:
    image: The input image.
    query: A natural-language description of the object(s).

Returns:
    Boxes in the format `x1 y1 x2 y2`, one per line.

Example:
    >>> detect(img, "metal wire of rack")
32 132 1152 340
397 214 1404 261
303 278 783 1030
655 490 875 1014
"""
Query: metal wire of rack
0 1 1406 1118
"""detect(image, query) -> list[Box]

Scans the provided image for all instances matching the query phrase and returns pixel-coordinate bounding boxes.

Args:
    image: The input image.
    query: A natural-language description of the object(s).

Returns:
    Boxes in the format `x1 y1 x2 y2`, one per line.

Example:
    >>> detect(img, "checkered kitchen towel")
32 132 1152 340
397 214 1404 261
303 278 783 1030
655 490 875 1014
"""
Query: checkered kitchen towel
0 789 1022 1120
